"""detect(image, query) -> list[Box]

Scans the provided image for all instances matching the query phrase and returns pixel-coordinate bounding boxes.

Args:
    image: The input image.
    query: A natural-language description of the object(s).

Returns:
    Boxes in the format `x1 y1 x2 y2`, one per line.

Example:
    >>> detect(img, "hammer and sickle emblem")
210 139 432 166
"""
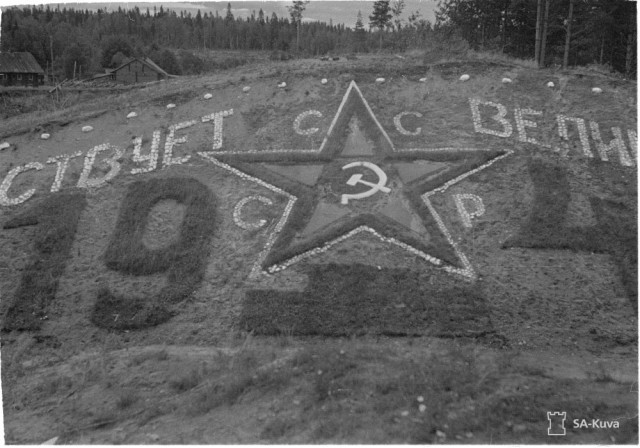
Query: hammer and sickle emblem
340 161 391 204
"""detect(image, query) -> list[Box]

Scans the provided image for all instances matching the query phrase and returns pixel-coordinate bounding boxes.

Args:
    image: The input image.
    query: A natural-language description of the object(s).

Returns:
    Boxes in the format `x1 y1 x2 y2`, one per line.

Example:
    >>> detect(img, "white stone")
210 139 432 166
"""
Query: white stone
592 87 602 94
419 404 427 413
375 77 385 83
166 103 176 109
321 78 328 84
243 86 251 92
502 77 512 83
417 396 424 402
126 112 137 119
82 126 93 133
400 410 409 417
546 81 555 88
459 74 470 81
419 77 427 82
436 430 446 439
40 133 51 140
204 93 213 99
0 142 9 150
41 436 59 445
278 82 287 88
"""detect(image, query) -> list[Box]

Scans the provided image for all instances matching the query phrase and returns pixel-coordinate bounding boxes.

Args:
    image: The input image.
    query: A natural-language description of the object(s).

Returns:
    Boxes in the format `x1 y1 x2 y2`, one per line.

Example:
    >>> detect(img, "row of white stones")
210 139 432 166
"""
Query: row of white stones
267 226 443 274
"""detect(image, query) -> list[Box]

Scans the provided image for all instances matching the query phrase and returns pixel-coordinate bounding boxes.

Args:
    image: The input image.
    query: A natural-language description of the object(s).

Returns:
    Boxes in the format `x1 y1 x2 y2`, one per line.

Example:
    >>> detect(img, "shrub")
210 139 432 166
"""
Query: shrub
178 50 205 75
101 36 133 68
270 50 292 61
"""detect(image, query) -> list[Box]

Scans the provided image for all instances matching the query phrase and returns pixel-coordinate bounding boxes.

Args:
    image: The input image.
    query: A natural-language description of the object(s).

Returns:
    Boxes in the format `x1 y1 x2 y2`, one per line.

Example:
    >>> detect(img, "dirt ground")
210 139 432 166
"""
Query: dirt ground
0 53 637 444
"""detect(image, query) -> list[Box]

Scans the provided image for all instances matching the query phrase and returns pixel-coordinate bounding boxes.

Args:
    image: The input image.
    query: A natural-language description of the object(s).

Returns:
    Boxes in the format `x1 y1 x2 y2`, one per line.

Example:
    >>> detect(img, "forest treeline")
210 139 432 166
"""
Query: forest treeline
436 0 635 75
0 0 635 81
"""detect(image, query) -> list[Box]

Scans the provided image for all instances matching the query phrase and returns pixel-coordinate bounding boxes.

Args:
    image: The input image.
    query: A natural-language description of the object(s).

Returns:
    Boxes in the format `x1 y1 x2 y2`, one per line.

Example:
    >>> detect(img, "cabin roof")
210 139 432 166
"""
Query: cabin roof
0 52 45 74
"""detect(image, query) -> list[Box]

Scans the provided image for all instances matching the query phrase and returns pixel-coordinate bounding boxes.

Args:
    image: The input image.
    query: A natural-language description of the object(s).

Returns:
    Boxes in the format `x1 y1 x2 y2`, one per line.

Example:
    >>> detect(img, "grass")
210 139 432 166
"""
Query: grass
185 359 291 416
255 341 500 442
467 49 537 69
170 366 207 392
32 375 74 399
188 373 255 414
207 55 249 71
2 191 87 331
115 390 139 409
0 89 88 119
240 263 494 337
4 333 636 444
128 349 170 366
91 176 218 330
261 417 296 440
503 158 637 310
254 342 637 443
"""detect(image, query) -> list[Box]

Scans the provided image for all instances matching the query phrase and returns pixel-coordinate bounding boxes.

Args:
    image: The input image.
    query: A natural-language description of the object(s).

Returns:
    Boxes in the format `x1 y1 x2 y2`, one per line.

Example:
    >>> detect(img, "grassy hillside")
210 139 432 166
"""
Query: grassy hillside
0 52 637 444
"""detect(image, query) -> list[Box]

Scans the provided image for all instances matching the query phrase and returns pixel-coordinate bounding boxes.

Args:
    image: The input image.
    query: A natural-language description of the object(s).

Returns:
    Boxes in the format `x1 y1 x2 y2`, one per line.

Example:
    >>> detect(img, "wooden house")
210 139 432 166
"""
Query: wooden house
110 57 169 84
0 52 45 87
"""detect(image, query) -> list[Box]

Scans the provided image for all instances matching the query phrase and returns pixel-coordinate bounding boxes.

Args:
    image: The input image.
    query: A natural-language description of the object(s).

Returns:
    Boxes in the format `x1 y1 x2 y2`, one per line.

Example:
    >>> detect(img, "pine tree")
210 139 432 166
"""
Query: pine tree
369 0 392 50
355 10 364 32
225 3 234 23
354 10 366 51
287 0 310 52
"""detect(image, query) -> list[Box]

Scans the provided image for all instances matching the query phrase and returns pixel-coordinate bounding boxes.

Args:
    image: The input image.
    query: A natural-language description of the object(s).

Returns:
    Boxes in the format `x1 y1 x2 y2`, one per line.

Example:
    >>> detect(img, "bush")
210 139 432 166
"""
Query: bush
101 36 133 68
204 55 248 71
153 49 182 75
423 28 469 64
270 50 292 61
179 50 205 75
62 42 94 79
109 51 127 68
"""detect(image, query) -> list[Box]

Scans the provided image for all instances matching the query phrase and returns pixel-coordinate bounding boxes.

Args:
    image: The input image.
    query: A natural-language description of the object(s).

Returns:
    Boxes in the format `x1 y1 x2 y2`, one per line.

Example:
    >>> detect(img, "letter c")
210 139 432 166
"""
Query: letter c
233 195 273 230
394 111 423 136
0 162 44 206
293 110 323 135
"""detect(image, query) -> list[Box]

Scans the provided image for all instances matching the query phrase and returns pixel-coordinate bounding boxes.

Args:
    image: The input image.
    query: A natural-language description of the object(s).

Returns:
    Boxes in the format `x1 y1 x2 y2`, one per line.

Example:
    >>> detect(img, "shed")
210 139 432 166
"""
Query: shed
0 52 45 87
111 57 169 84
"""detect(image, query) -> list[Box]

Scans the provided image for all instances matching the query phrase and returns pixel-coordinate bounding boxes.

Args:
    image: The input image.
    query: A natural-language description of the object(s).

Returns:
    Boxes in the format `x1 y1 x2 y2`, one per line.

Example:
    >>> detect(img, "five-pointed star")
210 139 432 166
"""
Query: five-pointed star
201 81 511 279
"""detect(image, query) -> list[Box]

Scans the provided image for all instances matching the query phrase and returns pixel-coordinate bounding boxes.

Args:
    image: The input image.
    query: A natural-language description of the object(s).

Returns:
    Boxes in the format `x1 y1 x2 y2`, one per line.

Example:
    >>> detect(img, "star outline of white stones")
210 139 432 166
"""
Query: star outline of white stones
198 81 514 280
